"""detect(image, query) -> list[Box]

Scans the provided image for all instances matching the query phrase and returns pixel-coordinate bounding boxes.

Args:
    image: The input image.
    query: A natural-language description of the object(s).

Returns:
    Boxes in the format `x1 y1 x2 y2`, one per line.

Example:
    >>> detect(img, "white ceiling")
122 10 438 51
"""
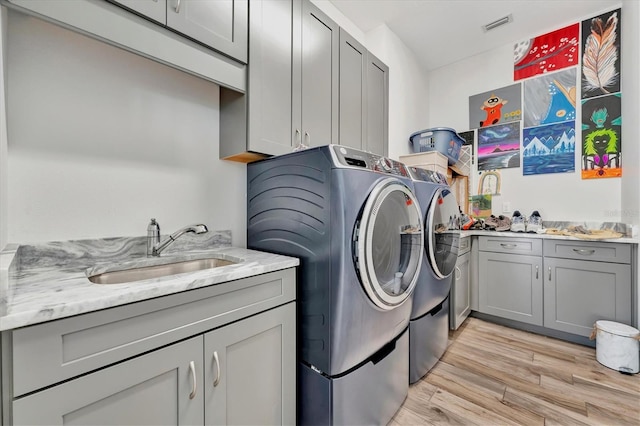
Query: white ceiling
329 0 622 71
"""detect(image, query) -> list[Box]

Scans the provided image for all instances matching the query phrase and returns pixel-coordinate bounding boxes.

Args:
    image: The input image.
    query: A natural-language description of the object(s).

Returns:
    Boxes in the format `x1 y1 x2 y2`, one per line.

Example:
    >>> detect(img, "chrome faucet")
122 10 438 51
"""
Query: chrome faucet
147 218 209 257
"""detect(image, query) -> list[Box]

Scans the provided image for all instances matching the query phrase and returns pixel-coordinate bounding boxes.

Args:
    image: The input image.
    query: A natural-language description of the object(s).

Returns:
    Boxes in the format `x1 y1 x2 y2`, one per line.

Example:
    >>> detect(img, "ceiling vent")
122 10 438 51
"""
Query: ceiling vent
482 14 513 32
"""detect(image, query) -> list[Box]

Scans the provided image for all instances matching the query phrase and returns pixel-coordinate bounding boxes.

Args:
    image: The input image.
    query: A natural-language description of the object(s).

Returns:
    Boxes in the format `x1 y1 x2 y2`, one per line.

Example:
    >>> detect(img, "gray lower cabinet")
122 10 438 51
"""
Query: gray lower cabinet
5 269 296 425
450 250 471 330
478 251 543 326
13 336 205 425
543 240 632 337
477 236 544 326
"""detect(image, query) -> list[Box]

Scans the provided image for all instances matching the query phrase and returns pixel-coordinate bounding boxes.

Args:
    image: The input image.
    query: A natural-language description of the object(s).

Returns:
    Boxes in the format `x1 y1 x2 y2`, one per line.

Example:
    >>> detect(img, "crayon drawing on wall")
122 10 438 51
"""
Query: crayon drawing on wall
523 68 576 128
469 194 492 219
523 122 575 176
582 9 621 99
468 83 521 130
581 93 621 179
477 122 521 171
514 23 580 81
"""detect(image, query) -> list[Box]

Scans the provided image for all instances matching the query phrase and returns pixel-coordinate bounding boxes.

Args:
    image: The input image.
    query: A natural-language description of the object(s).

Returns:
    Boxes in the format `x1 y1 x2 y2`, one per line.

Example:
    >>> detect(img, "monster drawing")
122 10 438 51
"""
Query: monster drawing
583 128 619 173
480 94 508 127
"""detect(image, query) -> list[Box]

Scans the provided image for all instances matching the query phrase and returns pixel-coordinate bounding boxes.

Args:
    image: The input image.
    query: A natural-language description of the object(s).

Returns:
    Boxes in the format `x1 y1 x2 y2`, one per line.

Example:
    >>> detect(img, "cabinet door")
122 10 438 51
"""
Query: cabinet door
365 51 389 156
544 258 632 337
247 0 294 156
110 0 167 23
479 252 543 325
166 0 248 63
294 0 339 148
204 303 296 426
451 251 471 330
338 28 366 151
13 336 204 425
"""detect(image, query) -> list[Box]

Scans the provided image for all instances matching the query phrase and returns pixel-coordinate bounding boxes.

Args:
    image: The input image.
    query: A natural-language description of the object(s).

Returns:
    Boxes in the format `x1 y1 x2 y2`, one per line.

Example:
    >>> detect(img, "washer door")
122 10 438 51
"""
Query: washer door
355 178 424 310
426 187 460 278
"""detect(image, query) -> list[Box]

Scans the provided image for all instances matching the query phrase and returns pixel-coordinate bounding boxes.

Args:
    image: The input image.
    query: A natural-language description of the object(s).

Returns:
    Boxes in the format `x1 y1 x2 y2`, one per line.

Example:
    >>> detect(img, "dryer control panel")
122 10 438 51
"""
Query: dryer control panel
331 145 409 177
407 166 448 184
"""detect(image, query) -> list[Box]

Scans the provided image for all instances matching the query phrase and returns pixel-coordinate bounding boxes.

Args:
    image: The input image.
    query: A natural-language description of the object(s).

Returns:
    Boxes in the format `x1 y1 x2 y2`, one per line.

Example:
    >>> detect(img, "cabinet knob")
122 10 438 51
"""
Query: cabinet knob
573 248 595 256
500 243 517 249
455 266 461 280
175 0 182 13
535 265 539 279
548 266 552 281
188 360 197 399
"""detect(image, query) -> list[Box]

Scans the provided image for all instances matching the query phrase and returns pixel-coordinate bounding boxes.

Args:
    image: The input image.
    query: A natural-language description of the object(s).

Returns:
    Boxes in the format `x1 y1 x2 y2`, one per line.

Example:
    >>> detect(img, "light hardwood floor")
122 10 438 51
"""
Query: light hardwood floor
391 317 640 425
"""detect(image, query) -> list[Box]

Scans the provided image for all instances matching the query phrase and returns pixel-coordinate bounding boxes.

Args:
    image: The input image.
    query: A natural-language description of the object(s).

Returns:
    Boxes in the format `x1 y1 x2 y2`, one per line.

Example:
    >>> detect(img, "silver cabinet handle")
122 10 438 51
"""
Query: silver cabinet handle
212 351 221 387
304 131 310 146
175 0 182 13
500 243 517 249
188 360 197 399
548 266 551 281
535 265 539 279
455 266 461 280
295 129 301 145
573 248 595 256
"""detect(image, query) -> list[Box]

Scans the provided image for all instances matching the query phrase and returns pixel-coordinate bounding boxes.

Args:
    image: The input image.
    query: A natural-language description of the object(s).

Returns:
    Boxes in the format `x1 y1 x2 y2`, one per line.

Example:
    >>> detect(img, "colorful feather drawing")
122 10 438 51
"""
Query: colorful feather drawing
582 12 619 94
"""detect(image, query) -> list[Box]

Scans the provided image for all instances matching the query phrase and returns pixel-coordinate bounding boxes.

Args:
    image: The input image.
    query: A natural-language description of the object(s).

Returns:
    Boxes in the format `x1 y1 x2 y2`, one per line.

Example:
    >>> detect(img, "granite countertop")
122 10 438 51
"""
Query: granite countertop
459 229 639 244
0 231 299 332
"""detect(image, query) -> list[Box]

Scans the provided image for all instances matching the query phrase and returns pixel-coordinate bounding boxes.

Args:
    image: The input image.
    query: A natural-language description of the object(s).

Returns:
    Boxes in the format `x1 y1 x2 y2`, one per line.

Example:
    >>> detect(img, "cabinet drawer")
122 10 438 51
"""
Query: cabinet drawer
478 236 542 256
458 236 471 255
11 268 295 397
543 240 631 264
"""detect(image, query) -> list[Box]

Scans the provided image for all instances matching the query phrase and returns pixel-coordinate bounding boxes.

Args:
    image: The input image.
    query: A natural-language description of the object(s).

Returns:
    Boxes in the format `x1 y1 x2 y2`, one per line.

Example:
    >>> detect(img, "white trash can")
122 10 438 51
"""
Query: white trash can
594 320 640 374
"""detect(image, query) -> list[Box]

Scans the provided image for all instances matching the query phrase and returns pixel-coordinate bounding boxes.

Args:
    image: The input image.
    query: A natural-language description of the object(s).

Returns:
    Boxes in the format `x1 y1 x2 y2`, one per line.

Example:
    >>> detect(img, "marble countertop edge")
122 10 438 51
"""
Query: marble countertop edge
459 230 639 244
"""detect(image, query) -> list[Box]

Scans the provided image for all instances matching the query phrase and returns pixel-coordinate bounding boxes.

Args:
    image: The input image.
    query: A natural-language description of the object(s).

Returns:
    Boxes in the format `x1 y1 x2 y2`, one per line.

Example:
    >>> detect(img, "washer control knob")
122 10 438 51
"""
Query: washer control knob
378 157 393 172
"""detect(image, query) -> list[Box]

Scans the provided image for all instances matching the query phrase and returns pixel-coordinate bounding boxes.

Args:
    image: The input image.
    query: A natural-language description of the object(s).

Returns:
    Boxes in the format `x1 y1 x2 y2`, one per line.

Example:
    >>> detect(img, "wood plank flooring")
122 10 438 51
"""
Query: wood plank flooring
391 318 640 425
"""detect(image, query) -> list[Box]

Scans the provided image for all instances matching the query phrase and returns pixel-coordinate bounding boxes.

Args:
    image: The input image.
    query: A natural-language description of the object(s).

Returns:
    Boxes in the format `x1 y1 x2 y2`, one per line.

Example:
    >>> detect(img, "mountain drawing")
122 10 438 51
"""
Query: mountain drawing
524 130 575 156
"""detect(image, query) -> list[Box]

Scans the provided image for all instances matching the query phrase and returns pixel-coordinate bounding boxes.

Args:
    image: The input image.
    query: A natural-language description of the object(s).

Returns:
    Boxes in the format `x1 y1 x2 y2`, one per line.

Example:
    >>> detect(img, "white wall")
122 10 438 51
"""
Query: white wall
428 9 625 223
312 0 429 161
0 7 8 250
4 11 246 246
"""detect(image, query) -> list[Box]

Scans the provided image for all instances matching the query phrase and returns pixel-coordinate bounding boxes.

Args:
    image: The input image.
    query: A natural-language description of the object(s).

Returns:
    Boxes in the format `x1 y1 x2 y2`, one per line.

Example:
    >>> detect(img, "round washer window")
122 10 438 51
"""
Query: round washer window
426 187 460 278
354 178 423 310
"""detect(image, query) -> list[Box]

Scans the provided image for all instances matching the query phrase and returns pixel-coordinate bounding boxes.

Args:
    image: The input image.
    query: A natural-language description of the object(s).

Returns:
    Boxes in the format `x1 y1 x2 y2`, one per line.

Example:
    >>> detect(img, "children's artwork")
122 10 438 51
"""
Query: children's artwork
582 9 621 99
477 122 521 171
581 93 622 179
523 68 576 128
523 122 576 175
458 130 475 164
477 170 501 195
468 84 521 130
514 23 579 81
469 194 492 219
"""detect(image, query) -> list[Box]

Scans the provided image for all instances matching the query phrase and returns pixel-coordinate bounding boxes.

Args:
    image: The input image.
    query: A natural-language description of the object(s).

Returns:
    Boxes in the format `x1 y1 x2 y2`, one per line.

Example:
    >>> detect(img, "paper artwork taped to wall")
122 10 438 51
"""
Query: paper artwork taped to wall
477 170 501 195
514 23 579 81
581 9 621 99
523 68 576 128
477 122 521 171
469 194 492 219
468 83 521 130
522 121 575 176
581 93 621 179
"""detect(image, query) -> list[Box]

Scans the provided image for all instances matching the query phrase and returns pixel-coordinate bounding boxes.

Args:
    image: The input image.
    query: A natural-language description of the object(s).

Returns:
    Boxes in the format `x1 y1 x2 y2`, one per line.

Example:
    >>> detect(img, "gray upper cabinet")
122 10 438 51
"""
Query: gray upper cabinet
337 28 389 156
110 0 167 23
166 0 248 63
366 51 389 156
339 28 367 151
294 0 339 149
221 0 338 160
